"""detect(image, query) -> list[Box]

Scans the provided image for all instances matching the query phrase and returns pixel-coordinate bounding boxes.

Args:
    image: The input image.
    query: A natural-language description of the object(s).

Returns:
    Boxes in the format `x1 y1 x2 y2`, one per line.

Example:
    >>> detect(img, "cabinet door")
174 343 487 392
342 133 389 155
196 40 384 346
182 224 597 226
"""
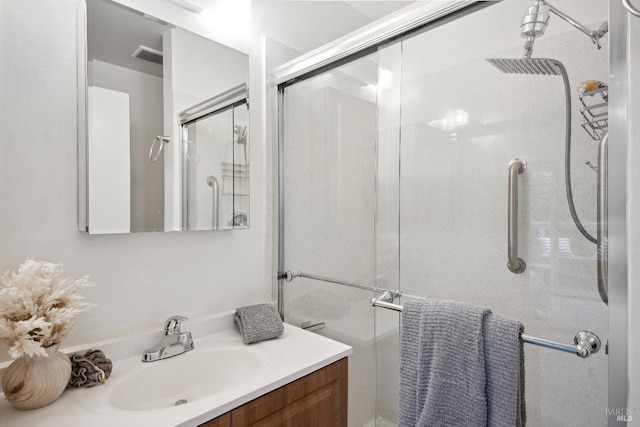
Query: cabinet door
231 358 347 427
200 412 231 427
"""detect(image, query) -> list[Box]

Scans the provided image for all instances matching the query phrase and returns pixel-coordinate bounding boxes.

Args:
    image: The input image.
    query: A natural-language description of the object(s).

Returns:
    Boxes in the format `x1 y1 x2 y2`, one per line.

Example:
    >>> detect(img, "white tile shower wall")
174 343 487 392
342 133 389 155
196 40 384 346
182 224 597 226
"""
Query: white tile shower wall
283 69 378 426
389 1 608 425
0 0 267 364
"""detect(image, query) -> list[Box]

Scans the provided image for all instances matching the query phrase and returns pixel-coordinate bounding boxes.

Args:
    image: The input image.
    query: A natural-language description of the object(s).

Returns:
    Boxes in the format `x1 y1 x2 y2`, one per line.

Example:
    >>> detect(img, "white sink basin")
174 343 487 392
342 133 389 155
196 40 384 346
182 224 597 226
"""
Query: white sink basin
0 312 352 427
108 347 267 411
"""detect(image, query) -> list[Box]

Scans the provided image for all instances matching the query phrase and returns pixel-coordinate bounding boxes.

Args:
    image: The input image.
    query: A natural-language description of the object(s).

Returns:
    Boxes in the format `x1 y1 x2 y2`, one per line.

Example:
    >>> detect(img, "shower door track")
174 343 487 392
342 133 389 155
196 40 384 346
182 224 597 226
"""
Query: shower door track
269 2 492 87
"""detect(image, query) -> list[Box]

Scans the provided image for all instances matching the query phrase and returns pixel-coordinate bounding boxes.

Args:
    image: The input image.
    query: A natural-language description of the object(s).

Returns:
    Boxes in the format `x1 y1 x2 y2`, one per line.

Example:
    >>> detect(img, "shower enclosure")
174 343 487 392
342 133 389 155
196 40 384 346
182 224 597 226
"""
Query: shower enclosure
275 1 610 426
180 86 249 231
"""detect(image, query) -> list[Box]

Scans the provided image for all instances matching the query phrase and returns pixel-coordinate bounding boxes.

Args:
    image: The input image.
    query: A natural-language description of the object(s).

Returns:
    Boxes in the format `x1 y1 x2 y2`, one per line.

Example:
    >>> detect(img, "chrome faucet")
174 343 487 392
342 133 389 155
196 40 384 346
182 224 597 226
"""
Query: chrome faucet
142 315 194 362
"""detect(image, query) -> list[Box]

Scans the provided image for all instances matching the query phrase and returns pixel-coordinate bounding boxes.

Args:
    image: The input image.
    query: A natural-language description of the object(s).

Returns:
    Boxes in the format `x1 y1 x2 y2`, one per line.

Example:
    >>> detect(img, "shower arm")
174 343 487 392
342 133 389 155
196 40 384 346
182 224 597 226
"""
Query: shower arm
543 1 608 48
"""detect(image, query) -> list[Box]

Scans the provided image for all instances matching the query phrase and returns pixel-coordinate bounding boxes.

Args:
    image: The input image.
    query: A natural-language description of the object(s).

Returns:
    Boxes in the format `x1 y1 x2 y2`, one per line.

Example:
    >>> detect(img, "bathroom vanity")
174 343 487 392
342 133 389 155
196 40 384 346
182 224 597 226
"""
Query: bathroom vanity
0 312 351 427
200 358 347 426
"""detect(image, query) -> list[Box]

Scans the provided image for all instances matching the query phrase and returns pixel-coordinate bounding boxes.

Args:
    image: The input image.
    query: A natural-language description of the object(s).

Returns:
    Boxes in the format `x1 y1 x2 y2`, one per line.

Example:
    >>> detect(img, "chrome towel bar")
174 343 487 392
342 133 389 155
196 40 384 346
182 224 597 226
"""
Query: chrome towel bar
371 292 602 359
278 270 602 358
278 270 382 293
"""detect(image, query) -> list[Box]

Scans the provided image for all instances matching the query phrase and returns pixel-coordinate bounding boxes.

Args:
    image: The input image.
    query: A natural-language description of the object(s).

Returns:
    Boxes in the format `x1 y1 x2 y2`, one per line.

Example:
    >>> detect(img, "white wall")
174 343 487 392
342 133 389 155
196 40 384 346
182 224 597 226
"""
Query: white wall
0 0 267 364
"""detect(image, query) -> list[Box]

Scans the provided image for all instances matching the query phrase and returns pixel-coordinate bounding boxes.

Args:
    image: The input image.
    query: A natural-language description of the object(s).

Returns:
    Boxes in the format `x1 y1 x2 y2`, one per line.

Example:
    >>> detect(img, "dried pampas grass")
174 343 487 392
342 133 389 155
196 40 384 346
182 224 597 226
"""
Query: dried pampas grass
0 259 93 358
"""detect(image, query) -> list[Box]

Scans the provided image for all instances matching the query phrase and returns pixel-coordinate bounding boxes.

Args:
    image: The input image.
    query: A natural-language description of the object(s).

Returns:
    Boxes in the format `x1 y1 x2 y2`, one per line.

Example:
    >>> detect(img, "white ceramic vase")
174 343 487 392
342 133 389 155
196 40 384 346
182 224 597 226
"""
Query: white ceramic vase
2 344 71 410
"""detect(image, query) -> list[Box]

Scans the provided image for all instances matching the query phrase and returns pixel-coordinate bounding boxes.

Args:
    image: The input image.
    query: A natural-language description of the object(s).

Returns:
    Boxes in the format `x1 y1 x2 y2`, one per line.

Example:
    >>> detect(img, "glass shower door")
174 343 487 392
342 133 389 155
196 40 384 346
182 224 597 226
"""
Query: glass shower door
375 0 609 425
281 53 380 427
182 101 249 231
280 1 609 425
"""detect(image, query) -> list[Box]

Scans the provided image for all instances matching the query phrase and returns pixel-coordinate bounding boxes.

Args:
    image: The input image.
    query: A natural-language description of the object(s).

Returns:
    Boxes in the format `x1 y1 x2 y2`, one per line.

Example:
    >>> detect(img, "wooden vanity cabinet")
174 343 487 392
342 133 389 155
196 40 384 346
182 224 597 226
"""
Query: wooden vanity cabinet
199 358 347 427
201 413 231 427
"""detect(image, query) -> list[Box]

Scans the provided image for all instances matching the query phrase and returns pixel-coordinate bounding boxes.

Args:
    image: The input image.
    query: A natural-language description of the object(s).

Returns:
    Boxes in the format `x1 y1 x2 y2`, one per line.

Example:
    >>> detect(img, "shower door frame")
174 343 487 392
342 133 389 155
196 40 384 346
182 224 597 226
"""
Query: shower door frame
178 84 248 231
271 0 628 423
274 0 492 318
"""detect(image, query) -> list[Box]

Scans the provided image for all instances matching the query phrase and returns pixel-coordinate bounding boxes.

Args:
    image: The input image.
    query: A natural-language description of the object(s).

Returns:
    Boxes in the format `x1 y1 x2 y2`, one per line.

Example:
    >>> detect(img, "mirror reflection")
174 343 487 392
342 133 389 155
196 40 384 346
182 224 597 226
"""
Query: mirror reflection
82 0 249 234
182 87 249 231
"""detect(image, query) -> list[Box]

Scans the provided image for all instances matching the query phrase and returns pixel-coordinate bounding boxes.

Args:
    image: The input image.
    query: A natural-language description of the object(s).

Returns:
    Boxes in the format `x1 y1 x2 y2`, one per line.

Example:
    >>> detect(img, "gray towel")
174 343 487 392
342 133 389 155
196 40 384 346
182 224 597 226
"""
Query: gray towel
484 312 526 427
234 303 284 344
399 299 525 427
399 299 490 427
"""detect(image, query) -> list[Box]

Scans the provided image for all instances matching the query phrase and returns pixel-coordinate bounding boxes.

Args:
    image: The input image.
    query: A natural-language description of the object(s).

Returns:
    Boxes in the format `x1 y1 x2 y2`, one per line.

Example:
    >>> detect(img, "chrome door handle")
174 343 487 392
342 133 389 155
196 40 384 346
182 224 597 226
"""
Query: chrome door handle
597 133 608 304
508 158 526 274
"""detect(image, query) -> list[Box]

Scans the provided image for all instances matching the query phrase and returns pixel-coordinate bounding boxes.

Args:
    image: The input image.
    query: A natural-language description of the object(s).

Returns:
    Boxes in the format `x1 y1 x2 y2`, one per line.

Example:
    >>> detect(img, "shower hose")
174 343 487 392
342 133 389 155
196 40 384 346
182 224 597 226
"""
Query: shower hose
557 61 597 244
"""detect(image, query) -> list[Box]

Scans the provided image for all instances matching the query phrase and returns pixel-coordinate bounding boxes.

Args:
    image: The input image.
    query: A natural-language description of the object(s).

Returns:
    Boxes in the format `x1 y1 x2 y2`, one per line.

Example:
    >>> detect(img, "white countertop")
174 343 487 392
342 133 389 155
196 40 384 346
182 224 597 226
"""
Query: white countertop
0 311 352 427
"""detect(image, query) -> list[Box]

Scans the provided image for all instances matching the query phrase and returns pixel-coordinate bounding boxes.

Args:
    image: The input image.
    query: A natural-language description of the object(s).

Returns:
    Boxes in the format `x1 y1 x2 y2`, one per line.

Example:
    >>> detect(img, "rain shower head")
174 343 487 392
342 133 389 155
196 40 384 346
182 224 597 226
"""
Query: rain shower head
485 58 562 76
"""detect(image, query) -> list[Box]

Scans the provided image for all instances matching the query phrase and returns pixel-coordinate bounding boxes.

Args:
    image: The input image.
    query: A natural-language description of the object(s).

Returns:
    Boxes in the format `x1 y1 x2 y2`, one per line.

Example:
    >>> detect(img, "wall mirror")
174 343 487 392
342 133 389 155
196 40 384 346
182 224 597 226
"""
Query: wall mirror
78 0 249 234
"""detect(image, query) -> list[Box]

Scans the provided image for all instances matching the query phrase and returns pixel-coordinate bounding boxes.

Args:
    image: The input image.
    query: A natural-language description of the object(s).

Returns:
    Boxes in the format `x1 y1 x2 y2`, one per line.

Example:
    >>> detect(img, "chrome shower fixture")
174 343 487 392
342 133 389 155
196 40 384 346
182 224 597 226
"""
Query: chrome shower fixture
521 1 550 58
520 1 608 58
485 57 561 76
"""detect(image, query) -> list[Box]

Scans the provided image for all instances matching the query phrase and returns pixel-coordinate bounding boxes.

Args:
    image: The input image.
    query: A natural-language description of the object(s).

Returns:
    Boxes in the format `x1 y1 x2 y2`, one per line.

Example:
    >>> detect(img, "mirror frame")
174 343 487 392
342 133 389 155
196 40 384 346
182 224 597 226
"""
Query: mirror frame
76 0 250 234
77 0 88 231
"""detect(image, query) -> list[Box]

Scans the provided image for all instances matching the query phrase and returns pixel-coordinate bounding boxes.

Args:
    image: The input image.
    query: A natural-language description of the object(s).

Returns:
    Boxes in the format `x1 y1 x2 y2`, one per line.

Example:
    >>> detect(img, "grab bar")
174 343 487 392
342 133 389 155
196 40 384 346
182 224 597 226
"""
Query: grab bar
370 294 602 358
623 0 640 17
149 136 170 162
597 133 608 304
207 176 219 230
507 158 527 274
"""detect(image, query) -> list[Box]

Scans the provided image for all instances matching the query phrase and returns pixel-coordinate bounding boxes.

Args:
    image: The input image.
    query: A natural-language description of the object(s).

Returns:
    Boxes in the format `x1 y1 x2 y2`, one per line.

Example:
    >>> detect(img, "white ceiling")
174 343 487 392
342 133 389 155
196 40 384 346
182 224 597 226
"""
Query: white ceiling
255 1 415 54
88 0 414 77
88 0 167 77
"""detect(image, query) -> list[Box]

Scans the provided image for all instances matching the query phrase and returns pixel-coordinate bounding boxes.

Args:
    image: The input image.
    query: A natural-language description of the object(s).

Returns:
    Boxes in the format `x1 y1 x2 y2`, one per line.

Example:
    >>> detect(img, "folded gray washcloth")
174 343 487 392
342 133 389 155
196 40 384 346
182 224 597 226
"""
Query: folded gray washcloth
234 303 284 344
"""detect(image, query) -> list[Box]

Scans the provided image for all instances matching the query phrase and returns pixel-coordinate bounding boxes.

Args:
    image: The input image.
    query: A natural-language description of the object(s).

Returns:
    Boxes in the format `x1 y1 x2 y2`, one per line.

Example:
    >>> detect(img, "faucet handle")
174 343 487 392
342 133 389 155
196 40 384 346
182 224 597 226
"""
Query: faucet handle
164 315 188 335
